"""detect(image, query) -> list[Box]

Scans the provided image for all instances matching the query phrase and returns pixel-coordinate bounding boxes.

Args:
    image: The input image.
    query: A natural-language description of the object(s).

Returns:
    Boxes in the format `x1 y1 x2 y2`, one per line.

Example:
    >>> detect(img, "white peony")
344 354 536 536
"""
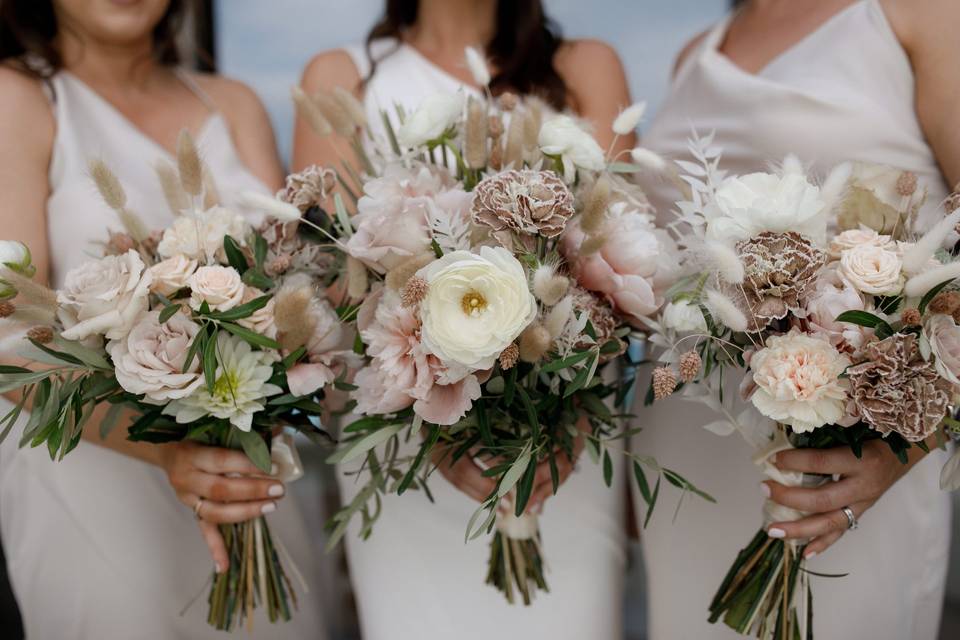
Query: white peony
838 244 904 295
828 228 896 259
661 300 707 334
418 246 537 370
157 206 249 263
164 333 282 431
750 331 850 433
706 172 828 246
148 254 198 297
188 266 245 312
108 310 204 403
58 250 152 341
396 93 464 148
538 115 606 182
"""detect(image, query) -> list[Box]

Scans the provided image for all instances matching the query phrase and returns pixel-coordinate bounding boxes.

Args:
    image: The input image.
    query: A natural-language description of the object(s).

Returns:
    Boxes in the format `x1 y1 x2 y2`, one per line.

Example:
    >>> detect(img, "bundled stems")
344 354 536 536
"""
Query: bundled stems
485 517 548 606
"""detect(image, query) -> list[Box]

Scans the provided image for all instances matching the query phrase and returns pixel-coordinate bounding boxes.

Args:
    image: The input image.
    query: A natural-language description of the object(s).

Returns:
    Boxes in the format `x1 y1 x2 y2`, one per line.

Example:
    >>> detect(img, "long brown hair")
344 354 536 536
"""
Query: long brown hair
0 0 186 78
367 0 567 110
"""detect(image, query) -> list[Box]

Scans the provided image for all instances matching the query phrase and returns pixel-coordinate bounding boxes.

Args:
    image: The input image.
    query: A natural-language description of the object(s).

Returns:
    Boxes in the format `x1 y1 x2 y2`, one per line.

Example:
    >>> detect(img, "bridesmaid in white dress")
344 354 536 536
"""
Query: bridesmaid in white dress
634 1 959 638
0 1 325 637
293 1 636 638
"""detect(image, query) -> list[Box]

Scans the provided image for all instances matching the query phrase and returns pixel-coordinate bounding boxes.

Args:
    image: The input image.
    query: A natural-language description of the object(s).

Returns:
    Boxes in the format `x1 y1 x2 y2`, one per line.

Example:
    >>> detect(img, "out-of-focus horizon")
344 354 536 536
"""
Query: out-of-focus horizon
214 0 729 164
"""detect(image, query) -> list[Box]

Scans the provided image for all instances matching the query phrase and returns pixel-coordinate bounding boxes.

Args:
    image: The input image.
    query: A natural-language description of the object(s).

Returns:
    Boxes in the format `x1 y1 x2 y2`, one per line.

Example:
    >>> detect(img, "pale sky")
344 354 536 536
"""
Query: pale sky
215 0 728 163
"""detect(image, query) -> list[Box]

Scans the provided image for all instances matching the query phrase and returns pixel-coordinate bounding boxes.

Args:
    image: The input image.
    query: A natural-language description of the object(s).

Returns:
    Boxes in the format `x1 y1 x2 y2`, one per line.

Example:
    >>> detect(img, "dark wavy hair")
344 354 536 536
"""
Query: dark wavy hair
367 0 567 110
0 0 185 78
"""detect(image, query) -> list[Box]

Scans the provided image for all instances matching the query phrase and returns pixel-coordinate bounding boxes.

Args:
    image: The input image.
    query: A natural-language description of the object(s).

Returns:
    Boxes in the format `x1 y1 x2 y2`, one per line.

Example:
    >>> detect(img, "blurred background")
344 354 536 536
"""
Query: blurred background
1 1 958 638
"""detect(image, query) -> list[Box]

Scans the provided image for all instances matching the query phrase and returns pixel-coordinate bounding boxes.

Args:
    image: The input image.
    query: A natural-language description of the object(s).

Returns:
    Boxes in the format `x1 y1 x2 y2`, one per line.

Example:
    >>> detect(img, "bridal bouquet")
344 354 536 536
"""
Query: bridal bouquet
645 137 960 639
295 51 711 604
0 134 350 631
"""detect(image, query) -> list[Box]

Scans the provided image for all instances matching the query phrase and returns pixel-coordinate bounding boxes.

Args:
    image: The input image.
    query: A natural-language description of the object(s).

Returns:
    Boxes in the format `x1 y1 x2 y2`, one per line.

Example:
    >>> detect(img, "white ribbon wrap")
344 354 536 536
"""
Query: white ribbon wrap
271 431 304 483
496 511 539 540
753 429 828 531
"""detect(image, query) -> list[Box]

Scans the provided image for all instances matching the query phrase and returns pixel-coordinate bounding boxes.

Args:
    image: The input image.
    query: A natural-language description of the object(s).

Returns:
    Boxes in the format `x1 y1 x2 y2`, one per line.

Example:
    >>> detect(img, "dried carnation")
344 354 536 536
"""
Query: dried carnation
652 366 677 400
896 171 918 197
472 170 575 242
571 287 625 358
847 333 951 442
901 308 922 326
736 231 826 331
278 165 337 213
400 276 429 308
499 343 519 370
26 326 54 344
928 291 960 315
266 254 292 276
0 301 15 318
678 351 702 383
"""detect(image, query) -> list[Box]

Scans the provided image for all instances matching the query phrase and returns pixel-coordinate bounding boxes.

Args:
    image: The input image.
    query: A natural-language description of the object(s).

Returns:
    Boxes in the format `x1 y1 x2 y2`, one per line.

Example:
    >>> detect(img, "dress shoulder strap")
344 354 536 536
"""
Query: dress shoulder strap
173 68 217 112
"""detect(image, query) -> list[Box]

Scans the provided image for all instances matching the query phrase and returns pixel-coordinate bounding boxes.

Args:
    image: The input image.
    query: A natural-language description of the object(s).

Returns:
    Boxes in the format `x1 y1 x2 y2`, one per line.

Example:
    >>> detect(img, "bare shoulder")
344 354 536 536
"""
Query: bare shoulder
673 30 710 76
554 38 624 79
301 48 363 95
881 0 957 51
0 65 55 152
189 73 269 124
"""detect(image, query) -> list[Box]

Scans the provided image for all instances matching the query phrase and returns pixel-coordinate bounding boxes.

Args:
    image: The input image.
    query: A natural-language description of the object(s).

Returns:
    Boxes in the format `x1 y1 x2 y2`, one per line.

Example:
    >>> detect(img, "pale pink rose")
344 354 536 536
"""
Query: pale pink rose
562 202 679 326
236 287 277 339
188 266 245 312
804 266 870 349
107 310 203 403
148 254 198 297
925 314 960 385
345 165 457 273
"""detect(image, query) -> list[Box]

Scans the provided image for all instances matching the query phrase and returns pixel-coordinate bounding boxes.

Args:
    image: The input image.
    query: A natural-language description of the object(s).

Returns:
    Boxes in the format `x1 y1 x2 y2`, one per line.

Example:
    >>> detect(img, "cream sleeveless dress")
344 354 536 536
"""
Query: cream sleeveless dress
0 70 326 639
633 2 951 639
333 39 627 640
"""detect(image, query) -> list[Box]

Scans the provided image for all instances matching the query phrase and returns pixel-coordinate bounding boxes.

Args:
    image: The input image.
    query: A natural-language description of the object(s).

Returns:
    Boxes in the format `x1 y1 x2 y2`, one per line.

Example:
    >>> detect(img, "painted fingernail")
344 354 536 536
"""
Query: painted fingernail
214 562 223 573
767 527 786 539
760 483 771 498
268 484 285 498
270 463 279 476
261 502 277 514
805 551 817 560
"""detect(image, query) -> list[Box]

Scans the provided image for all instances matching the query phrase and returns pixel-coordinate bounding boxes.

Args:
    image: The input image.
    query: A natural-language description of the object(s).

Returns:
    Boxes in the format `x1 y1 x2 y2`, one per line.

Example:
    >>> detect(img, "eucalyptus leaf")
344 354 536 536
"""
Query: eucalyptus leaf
497 446 531 499
235 428 272 473
326 422 404 464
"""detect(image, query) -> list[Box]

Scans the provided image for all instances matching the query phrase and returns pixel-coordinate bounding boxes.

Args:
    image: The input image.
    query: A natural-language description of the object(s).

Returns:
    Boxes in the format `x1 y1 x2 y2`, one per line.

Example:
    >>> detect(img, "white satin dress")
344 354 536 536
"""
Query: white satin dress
632 2 952 639
0 70 326 639
334 39 627 640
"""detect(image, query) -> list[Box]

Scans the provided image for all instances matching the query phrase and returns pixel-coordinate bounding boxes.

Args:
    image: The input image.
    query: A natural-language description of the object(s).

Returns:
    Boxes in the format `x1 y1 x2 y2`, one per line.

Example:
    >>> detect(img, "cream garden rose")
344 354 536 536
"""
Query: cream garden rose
828 228 896 259
418 246 537 370
188 265 245 312
925 314 960 385
157 206 249 262
108 310 204 403
838 244 904 295
58 250 153 341
148 254 198 297
750 331 850 433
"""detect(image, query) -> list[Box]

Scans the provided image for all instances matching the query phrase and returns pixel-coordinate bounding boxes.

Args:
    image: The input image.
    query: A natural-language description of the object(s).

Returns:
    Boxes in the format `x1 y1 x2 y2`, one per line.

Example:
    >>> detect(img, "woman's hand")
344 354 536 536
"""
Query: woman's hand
159 441 286 572
762 439 924 558
432 417 588 512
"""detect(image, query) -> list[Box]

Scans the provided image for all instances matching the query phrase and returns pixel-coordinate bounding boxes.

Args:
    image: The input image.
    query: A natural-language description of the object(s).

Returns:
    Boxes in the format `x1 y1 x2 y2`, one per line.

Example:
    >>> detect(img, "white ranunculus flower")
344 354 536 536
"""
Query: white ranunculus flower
827 228 896 259
163 333 282 431
58 250 152 341
538 115 606 182
0 240 34 298
418 246 537 370
925 314 960 386
108 310 204 403
396 93 464 149
838 244 904 295
662 300 707 334
706 172 828 245
157 206 249 263
750 331 850 433
188 265 245 312
148 254 198 297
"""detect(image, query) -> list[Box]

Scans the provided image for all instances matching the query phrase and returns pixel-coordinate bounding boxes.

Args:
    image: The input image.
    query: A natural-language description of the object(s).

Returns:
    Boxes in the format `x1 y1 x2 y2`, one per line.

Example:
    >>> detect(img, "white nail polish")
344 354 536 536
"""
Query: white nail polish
268 484 285 498
760 483 771 498
214 562 223 573
767 527 786 539
261 502 276 514
270 463 279 476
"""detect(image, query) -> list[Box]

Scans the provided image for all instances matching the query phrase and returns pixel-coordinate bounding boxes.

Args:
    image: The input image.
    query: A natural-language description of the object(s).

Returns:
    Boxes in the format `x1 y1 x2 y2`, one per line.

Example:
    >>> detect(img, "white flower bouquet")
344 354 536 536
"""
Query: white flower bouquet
293 52 712 604
645 135 960 639
0 135 356 631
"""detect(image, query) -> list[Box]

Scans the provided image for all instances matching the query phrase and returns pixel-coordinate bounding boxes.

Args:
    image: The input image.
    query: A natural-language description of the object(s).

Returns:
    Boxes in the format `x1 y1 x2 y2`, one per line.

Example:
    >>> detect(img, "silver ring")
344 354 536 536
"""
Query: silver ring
193 498 205 520
841 506 858 530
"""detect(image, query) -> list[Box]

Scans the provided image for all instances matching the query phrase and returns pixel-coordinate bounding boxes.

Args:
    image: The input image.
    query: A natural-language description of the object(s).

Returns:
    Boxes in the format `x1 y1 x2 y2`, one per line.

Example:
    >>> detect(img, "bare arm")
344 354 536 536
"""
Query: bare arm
292 50 364 173
886 0 960 188
555 39 636 157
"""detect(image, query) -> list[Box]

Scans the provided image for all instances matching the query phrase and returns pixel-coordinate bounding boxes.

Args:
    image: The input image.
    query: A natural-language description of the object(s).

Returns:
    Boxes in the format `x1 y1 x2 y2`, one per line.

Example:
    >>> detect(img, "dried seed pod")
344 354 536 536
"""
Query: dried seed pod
464 98 489 170
580 176 611 236
176 130 203 196
518 323 552 363
292 85 332 136
652 367 678 400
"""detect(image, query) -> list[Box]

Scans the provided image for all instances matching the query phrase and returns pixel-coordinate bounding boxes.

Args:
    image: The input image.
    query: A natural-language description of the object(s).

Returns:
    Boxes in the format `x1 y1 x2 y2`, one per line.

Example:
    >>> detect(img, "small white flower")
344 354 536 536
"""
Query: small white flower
0 240 34 298
539 115 606 182
188 265 245 312
418 246 537 370
612 102 646 136
396 93 464 149
240 191 302 223
662 300 707 334
164 333 282 431
464 46 491 86
148 254 198 297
